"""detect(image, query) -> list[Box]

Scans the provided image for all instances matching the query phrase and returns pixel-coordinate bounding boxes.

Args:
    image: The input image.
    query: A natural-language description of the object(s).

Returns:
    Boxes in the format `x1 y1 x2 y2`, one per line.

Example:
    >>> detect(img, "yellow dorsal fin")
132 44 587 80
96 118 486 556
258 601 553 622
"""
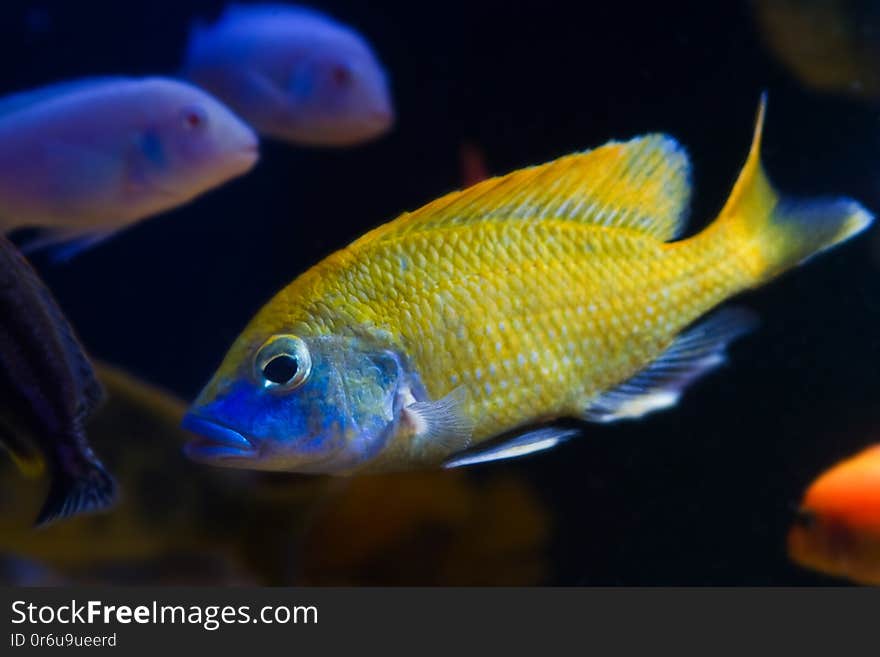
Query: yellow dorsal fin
380 134 692 242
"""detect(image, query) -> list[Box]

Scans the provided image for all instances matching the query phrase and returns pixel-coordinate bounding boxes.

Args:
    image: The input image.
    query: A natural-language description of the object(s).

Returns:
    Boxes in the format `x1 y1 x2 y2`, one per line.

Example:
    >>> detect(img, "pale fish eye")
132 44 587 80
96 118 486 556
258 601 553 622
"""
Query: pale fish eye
331 63 353 87
254 335 312 391
181 105 209 131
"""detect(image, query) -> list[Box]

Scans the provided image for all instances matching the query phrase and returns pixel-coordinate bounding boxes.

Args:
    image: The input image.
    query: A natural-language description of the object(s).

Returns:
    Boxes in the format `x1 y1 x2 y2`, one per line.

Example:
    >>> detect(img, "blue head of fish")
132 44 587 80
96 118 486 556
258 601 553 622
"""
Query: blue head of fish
183 335 406 473
285 46 395 146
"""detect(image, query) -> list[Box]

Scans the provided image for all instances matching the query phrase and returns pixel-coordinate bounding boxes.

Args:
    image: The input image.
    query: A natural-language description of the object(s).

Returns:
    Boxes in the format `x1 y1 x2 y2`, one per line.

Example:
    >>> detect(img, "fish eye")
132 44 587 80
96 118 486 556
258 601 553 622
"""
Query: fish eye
181 105 209 131
254 335 311 391
264 355 298 384
793 508 817 530
331 64 353 86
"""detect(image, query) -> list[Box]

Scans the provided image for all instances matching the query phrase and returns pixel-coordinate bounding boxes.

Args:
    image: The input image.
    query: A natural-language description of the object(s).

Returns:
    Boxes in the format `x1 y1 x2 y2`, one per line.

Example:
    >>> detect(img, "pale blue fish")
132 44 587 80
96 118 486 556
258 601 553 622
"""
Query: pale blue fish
0 77 259 258
182 3 395 146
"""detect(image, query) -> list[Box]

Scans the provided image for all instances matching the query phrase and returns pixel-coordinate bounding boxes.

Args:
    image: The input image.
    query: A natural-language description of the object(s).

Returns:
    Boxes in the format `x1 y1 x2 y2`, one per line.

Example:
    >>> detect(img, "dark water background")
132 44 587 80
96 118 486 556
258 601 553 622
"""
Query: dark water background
3 0 879 584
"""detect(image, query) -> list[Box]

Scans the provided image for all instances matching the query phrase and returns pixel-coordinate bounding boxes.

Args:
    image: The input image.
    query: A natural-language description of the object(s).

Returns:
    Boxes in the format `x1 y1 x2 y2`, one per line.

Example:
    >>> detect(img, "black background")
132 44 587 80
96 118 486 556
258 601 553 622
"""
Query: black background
2 0 880 584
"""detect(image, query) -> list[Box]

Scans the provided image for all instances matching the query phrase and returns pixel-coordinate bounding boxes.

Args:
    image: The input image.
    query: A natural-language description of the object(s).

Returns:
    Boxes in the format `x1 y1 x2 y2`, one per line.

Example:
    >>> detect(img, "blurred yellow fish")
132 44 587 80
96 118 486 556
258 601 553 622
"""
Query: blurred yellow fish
184 96 873 473
298 470 552 585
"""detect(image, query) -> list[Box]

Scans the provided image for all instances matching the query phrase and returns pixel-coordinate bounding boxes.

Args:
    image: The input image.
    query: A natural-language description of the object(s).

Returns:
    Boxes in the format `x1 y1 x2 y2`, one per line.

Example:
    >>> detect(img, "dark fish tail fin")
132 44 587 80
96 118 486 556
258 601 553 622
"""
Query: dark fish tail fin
705 93 873 284
36 453 117 527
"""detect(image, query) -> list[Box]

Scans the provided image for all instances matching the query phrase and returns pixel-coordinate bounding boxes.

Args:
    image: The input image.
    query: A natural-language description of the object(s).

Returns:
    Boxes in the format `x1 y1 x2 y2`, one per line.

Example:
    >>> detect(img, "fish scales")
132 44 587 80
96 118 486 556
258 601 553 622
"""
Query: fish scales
249 218 752 441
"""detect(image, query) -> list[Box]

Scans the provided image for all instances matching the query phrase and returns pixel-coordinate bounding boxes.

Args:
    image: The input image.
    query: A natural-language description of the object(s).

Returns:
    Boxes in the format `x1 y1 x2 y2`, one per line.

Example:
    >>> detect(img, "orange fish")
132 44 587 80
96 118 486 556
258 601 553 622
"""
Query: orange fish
788 444 880 584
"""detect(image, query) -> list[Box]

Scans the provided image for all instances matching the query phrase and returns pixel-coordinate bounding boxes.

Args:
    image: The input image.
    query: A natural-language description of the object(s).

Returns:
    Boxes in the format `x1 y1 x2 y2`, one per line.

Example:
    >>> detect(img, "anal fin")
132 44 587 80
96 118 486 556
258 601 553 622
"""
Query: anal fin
585 307 758 423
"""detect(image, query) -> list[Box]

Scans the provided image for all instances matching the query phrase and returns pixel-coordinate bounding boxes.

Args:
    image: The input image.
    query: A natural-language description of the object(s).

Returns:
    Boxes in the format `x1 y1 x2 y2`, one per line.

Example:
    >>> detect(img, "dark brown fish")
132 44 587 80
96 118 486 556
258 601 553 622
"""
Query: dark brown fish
0 235 115 524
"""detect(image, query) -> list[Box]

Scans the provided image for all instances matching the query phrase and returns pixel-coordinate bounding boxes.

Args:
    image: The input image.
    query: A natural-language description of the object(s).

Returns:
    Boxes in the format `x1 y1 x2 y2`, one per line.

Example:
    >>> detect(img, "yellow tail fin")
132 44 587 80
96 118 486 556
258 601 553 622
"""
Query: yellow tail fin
711 93 873 283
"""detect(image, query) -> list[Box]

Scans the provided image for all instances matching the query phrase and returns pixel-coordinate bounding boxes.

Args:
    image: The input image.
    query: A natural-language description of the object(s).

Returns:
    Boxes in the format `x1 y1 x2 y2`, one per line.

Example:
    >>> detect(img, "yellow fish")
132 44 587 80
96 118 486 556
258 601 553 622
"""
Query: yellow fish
183 97 872 473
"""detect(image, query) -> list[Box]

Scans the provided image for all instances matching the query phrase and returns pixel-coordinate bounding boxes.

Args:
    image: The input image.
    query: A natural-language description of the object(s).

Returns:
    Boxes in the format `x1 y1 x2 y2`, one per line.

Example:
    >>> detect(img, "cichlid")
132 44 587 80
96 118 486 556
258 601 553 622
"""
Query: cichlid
182 3 395 146
0 76 259 258
183 97 872 474
0 236 116 523
788 444 880 585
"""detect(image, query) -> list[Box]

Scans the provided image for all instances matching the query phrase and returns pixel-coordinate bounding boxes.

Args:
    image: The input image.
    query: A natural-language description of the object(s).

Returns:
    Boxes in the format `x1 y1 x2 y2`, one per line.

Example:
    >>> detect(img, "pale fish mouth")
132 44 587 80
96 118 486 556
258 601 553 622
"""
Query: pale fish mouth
182 414 258 462
232 143 260 172
355 110 394 136
371 106 395 126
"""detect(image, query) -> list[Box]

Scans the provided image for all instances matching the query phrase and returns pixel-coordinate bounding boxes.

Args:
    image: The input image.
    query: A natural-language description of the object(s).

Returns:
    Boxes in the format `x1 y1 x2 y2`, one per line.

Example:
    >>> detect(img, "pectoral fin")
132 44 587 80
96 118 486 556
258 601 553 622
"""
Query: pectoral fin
402 386 474 461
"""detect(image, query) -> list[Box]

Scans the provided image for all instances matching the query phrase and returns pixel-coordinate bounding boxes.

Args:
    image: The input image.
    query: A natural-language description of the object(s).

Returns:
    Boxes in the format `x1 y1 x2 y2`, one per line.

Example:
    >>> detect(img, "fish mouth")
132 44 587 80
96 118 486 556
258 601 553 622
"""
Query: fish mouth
182 414 258 462
369 107 395 127
231 143 260 172
353 111 394 137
